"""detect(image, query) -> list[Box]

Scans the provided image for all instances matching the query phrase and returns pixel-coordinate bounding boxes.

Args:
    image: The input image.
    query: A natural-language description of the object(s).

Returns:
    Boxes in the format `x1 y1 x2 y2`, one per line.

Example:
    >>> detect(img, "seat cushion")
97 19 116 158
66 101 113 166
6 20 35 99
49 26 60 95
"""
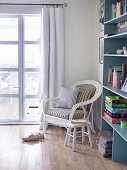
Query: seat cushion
76 84 96 111
46 108 84 120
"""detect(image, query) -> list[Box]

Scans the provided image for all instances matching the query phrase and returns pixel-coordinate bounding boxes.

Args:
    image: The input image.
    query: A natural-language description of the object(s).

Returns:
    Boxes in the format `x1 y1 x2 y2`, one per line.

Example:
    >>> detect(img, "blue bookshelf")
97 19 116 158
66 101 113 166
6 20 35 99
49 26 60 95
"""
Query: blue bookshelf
102 0 127 162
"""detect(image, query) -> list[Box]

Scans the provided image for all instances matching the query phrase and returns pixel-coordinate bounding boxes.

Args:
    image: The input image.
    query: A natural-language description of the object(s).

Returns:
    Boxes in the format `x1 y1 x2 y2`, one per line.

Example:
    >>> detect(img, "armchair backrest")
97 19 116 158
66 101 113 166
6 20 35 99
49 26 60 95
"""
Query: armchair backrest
69 80 102 120
70 80 102 102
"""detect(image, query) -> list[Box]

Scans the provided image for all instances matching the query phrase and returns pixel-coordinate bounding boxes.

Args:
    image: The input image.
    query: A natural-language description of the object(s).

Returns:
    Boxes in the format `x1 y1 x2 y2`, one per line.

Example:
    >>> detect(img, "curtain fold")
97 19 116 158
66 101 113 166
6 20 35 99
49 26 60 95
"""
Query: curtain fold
39 7 64 103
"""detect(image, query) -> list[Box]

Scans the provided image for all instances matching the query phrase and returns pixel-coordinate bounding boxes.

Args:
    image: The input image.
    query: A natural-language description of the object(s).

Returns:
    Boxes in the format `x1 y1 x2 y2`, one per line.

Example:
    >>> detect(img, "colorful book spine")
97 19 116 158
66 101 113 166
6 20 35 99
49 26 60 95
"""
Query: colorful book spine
104 109 127 118
105 96 120 104
105 100 127 108
112 4 116 19
122 0 125 14
113 0 127 18
104 112 127 124
105 103 127 113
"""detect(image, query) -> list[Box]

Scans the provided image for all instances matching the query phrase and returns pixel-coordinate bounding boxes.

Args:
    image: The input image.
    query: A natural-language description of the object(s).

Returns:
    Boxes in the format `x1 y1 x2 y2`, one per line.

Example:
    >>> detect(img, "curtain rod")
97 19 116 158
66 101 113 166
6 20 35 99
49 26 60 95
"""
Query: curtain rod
0 3 67 7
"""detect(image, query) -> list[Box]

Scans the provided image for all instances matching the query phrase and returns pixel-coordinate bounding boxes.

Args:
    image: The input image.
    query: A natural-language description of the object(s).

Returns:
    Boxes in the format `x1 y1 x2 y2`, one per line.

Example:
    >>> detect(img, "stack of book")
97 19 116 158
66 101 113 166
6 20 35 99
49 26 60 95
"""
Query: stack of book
104 96 127 124
96 131 113 158
112 0 127 19
115 21 127 34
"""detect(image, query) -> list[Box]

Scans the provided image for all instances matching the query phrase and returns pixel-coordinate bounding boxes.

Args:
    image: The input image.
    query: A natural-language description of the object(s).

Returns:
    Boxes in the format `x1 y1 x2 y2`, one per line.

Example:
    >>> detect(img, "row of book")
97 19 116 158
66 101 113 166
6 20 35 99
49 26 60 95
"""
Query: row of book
107 64 126 89
112 0 127 19
115 21 127 34
104 96 127 124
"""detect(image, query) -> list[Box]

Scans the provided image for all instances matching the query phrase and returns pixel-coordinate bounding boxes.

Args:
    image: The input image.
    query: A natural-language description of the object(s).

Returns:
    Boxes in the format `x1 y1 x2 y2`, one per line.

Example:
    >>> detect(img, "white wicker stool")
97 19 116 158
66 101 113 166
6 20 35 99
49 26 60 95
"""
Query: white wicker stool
64 120 93 152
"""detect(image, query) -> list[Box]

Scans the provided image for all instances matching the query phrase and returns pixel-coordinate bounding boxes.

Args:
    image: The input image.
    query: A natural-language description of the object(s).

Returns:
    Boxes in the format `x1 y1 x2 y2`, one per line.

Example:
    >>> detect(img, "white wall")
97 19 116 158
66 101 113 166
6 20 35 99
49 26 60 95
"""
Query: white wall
0 0 98 86
63 0 98 86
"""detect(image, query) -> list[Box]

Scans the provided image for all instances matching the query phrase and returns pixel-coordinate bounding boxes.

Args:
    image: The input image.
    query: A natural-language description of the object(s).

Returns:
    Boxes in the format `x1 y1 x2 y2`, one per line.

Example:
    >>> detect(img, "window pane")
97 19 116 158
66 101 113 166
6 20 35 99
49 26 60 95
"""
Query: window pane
0 98 19 120
25 98 40 121
25 72 39 95
25 44 41 68
0 45 18 68
0 18 18 41
0 72 18 94
24 16 40 41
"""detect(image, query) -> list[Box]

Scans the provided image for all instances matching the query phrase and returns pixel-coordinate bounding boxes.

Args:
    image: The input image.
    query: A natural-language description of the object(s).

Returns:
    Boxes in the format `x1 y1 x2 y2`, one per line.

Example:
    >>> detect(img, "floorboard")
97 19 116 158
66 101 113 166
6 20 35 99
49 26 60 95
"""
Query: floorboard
0 125 127 170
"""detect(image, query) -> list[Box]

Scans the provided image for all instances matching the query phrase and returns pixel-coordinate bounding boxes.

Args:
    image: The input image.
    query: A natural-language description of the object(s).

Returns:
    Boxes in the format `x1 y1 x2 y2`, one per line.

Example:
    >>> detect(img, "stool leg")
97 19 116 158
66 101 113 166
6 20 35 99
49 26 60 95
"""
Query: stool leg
64 127 70 146
87 126 93 147
68 128 71 142
82 126 85 143
72 127 76 152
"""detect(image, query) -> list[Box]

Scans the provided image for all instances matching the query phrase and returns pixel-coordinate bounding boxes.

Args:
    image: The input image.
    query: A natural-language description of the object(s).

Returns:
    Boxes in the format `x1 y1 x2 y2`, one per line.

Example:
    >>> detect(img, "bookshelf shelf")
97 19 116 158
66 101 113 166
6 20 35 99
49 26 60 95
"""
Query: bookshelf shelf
103 86 127 99
102 116 127 142
102 0 127 162
104 32 127 39
104 13 127 24
104 54 127 57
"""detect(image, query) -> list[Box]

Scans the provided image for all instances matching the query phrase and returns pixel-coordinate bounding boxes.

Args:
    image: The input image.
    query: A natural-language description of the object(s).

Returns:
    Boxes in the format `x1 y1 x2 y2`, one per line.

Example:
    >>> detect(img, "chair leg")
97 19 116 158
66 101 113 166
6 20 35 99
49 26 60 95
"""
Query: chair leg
82 126 85 143
87 126 93 147
90 109 96 134
64 127 70 146
72 127 76 152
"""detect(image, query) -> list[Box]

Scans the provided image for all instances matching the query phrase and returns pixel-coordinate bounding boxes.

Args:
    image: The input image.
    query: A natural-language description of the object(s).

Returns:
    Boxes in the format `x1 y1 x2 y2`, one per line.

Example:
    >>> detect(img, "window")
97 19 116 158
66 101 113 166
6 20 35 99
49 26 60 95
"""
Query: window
0 15 41 122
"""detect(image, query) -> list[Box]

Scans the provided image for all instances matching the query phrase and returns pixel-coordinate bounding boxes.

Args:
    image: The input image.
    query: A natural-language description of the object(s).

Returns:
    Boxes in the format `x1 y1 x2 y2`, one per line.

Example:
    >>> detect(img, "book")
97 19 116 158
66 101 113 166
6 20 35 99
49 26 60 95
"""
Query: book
122 64 126 82
112 1 127 18
112 4 116 19
116 71 122 89
105 103 127 113
105 100 127 108
105 96 121 104
116 2 119 17
105 96 127 105
104 112 127 124
112 70 122 89
71 120 88 125
115 21 127 34
125 0 127 14
104 108 127 118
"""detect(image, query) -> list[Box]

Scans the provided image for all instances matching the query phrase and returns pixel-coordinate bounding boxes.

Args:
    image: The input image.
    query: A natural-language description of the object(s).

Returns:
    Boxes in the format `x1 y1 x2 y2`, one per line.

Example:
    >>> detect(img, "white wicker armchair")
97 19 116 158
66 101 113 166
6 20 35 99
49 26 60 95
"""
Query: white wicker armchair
40 80 102 134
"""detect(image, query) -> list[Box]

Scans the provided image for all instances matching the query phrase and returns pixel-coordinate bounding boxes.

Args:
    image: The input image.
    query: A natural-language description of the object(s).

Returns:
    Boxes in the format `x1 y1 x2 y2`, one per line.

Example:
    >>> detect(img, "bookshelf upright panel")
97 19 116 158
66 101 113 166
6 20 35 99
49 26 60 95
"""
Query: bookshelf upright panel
102 0 127 161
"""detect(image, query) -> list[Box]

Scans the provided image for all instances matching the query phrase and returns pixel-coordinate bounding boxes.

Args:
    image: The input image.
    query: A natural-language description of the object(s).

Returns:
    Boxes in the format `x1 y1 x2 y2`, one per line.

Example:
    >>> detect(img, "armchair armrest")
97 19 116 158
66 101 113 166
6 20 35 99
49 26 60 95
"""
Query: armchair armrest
70 94 101 120
43 97 59 114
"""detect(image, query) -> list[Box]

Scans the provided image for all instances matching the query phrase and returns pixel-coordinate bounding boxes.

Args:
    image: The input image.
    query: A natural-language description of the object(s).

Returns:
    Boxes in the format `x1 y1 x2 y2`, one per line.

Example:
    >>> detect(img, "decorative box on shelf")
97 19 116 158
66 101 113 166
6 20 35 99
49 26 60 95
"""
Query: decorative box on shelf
121 120 127 128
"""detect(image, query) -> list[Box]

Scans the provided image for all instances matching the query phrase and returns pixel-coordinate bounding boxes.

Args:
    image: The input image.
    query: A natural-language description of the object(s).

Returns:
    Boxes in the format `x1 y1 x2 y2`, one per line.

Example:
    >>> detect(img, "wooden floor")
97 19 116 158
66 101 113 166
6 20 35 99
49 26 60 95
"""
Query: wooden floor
0 125 127 170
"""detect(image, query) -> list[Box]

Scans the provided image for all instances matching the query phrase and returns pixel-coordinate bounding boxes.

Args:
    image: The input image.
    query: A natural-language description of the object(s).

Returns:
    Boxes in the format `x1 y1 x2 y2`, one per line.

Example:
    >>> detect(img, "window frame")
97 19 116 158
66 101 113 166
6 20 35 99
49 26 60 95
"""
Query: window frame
0 15 40 123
